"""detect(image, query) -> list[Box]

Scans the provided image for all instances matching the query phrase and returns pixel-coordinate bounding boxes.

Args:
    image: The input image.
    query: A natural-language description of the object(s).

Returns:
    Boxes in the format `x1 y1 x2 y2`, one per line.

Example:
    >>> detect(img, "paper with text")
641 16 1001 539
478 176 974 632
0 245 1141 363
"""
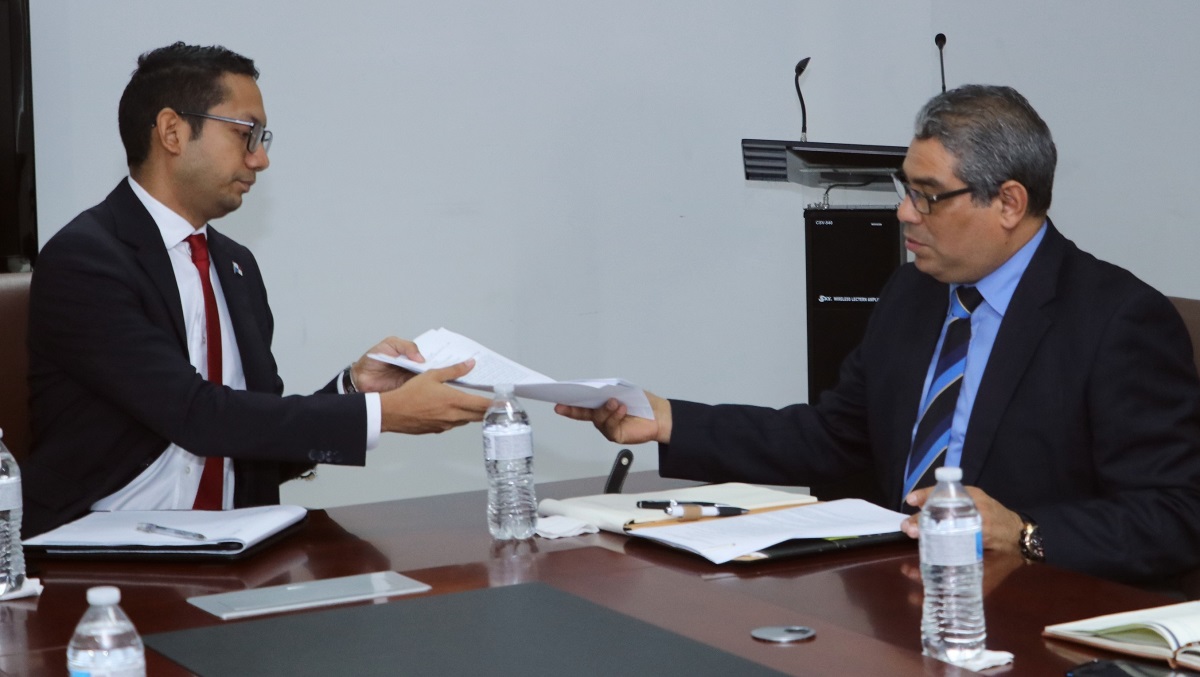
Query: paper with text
630 499 908 564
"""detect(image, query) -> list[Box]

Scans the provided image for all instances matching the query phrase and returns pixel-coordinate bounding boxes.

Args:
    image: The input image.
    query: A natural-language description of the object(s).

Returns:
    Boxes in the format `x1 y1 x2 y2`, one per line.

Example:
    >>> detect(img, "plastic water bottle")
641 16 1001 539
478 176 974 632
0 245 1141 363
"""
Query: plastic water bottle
483 384 537 540
0 429 24 596
919 465 986 664
67 586 146 677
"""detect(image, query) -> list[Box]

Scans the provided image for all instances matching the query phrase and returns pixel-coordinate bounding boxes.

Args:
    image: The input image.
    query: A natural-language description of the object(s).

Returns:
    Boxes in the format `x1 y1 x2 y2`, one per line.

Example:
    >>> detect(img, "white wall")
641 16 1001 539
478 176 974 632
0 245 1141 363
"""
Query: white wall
930 0 1200 298
27 1 1200 508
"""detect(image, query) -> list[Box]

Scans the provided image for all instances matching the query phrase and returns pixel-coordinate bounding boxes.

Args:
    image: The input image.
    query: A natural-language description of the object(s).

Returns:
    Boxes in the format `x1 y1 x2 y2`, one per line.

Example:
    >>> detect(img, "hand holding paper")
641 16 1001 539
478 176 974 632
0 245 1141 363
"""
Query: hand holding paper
369 328 654 419
555 394 672 446
350 336 426 392
378 359 491 434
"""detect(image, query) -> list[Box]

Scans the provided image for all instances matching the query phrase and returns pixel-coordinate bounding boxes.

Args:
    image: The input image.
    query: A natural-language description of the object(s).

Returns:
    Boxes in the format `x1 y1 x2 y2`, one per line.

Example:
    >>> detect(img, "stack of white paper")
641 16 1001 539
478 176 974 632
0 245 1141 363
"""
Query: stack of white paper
369 327 654 418
628 499 909 564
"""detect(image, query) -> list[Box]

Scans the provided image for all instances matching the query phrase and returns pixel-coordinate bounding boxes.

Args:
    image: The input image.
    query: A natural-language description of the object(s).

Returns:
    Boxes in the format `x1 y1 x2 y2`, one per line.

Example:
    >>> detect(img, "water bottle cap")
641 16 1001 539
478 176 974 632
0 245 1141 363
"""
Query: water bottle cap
86 586 121 606
934 466 962 482
494 384 515 396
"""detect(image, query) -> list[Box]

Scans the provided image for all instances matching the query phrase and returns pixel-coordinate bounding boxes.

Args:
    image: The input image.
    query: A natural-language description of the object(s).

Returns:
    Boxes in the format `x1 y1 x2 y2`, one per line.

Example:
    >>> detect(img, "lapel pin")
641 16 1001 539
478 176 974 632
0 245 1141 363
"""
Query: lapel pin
232 262 243 276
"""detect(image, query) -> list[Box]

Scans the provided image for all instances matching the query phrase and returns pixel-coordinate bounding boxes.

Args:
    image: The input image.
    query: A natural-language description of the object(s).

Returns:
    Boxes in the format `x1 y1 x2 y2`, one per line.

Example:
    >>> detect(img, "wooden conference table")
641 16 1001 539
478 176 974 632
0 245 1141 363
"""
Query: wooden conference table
2 472 1177 676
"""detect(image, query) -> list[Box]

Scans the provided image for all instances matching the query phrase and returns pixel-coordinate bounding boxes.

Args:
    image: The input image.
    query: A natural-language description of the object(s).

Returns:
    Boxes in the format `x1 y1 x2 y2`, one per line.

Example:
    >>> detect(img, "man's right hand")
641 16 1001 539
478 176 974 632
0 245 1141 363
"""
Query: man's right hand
379 359 491 434
554 392 673 445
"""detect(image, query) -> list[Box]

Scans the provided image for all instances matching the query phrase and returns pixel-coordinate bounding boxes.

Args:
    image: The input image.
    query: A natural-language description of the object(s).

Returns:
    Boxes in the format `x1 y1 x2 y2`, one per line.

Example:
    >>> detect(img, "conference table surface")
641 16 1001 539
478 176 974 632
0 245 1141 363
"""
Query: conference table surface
5 472 1178 676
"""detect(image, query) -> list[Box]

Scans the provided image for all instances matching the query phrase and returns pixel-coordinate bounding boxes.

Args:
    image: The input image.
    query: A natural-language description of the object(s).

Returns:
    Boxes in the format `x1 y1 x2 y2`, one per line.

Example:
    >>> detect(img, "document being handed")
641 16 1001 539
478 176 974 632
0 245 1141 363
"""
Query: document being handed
369 328 654 419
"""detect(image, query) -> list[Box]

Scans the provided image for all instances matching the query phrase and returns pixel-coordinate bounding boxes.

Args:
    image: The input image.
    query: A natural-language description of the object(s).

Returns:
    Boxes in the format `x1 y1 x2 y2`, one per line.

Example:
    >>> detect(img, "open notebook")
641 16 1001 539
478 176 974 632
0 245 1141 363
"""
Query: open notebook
539 483 909 564
1044 600 1200 671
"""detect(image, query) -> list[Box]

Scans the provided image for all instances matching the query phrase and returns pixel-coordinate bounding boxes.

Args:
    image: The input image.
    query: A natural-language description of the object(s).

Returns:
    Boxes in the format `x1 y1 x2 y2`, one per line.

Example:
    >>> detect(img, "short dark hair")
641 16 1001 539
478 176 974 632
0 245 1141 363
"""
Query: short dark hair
118 42 258 167
913 84 1057 217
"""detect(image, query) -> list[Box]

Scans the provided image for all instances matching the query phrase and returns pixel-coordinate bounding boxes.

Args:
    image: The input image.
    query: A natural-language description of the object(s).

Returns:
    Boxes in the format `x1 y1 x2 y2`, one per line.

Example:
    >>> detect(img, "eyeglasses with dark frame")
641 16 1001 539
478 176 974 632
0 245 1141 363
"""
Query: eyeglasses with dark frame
179 112 273 154
891 172 971 215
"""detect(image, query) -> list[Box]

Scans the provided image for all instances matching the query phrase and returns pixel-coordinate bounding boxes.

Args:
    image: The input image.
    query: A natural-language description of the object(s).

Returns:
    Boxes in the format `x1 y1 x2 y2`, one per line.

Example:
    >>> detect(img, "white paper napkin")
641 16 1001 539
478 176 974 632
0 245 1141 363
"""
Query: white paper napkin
535 515 599 539
945 649 1013 671
0 577 42 601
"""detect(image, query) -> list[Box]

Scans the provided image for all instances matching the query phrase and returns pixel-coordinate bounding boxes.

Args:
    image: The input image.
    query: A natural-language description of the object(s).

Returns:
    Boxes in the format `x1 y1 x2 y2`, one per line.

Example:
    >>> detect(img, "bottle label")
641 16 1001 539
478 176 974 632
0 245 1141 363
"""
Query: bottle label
922 527 982 566
0 479 19 511
69 665 145 677
483 426 533 461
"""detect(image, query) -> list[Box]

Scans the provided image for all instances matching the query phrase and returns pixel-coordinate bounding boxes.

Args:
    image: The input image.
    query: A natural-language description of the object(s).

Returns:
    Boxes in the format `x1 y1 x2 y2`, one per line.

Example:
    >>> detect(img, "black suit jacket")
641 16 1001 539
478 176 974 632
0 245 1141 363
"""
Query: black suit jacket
663 224 1200 584
22 180 369 537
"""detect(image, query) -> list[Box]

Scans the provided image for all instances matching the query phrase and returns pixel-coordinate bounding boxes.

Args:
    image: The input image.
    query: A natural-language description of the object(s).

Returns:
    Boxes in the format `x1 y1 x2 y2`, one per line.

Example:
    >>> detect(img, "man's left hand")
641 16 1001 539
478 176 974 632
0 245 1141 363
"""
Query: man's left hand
349 336 424 393
900 484 1026 556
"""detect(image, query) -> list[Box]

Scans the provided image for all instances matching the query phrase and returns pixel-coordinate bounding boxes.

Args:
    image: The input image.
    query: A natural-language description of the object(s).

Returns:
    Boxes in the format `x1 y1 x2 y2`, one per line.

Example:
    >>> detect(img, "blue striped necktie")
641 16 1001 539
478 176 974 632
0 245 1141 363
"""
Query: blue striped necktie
901 285 983 505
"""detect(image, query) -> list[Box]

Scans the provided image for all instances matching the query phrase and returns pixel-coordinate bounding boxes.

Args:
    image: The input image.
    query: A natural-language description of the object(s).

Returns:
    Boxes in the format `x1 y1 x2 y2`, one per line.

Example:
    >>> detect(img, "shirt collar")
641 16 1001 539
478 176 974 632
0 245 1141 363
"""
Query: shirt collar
126 176 208 249
952 220 1048 317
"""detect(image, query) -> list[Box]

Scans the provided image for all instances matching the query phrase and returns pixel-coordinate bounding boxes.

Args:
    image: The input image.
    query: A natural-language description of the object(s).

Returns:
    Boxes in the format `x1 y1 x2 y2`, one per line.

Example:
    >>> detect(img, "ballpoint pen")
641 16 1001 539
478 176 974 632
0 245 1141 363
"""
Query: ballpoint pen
663 505 748 519
636 500 722 510
136 522 207 541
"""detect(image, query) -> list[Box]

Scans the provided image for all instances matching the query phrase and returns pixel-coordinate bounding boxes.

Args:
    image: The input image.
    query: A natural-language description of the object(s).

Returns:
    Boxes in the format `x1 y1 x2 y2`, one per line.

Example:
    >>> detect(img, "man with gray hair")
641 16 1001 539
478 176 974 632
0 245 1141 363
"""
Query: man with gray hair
558 85 1200 587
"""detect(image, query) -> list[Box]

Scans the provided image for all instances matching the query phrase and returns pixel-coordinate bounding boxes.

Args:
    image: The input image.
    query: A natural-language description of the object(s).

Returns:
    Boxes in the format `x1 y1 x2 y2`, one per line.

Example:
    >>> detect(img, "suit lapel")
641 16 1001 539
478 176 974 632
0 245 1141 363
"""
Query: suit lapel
108 181 188 349
959 223 1064 485
206 228 271 392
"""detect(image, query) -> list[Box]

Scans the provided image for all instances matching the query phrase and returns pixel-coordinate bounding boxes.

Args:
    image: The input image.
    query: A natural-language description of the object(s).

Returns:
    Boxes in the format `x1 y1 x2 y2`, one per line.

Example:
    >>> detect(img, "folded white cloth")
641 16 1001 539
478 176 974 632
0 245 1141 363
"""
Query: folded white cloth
535 515 599 539
0 577 43 602
946 649 1013 671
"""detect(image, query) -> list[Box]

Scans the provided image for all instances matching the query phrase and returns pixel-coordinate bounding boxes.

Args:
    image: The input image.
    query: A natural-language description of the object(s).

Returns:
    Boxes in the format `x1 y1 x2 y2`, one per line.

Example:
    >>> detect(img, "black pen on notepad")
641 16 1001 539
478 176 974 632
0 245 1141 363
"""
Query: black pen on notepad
137 522 207 541
636 500 723 510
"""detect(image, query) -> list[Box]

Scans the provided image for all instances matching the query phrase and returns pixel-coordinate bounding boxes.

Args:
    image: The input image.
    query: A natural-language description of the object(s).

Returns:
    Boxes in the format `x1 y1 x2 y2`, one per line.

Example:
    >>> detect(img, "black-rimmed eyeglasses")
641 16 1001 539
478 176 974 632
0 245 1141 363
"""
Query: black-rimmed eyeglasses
179 112 272 154
892 172 971 215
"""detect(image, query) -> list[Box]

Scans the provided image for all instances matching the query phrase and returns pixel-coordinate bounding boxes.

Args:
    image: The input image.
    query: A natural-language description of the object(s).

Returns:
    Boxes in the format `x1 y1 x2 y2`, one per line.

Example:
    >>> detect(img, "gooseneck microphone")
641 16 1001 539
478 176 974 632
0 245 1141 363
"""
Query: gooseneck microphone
794 57 811 142
935 34 947 93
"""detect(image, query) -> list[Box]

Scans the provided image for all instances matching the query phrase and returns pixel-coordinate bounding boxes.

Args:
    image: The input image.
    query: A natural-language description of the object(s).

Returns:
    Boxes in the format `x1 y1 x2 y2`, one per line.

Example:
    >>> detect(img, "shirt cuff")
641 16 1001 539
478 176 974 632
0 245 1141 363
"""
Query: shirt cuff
364 392 382 450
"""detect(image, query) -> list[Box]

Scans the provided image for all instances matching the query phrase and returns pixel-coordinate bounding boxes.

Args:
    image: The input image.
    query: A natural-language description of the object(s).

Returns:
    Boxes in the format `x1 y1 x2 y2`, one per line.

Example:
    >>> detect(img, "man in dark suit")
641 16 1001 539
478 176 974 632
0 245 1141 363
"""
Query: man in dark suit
557 85 1200 585
22 43 491 537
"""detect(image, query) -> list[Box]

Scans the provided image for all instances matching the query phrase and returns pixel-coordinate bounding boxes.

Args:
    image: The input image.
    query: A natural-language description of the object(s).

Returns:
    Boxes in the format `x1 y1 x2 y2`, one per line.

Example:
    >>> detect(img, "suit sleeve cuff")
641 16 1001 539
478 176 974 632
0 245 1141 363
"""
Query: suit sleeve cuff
364 392 382 450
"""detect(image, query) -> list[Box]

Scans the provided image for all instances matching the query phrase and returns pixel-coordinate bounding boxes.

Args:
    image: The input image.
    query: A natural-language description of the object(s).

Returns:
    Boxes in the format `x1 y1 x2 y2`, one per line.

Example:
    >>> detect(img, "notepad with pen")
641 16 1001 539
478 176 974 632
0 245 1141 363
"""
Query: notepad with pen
537 483 910 564
24 504 307 560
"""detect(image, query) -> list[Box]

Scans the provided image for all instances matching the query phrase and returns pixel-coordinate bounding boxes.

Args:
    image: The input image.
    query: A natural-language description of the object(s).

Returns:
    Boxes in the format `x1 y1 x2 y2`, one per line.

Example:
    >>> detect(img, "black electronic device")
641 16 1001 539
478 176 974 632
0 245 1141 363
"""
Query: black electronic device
741 139 905 187
0 0 36 271
1066 658 1199 677
804 207 904 403
743 57 906 188
804 207 903 504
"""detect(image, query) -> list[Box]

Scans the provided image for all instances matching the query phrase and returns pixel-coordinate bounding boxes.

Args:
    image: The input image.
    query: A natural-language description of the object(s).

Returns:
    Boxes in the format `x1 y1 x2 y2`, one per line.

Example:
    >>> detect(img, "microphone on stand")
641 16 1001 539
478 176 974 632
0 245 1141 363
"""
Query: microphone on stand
934 34 947 93
794 57 810 142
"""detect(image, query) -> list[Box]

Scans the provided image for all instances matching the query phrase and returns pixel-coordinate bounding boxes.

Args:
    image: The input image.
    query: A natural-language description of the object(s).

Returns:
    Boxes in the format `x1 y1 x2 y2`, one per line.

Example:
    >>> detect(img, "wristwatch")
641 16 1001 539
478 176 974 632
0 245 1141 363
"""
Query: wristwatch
341 366 359 394
1019 515 1045 563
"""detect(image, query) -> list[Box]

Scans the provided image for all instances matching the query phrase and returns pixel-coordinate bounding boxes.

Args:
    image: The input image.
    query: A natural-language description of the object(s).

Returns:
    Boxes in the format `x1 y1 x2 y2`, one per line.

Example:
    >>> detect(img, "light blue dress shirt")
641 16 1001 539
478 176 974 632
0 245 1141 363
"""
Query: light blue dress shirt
915 222 1047 469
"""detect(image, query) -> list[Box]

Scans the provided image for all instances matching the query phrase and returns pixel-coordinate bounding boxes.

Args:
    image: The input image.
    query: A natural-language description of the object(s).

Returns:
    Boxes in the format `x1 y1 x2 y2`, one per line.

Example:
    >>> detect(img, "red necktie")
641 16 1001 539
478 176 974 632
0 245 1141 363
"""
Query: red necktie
185 233 225 510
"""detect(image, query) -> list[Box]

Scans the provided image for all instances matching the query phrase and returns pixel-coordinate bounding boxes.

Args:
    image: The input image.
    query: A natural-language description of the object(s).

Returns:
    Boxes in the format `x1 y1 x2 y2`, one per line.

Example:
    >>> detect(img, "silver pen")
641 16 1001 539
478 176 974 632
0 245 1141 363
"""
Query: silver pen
136 522 207 541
